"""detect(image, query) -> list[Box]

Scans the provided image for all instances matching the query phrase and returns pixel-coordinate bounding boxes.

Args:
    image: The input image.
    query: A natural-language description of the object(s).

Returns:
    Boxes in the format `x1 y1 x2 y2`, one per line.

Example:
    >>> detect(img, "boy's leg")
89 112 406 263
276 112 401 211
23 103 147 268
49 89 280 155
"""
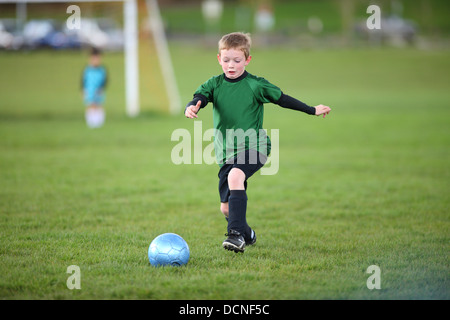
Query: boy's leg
85 105 104 128
227 168 252 238
85 106 97 128
96 106 105 127
220 150 264 252
220 202 229 218
221 202 229 224
220 168 249 252
218 165 231 222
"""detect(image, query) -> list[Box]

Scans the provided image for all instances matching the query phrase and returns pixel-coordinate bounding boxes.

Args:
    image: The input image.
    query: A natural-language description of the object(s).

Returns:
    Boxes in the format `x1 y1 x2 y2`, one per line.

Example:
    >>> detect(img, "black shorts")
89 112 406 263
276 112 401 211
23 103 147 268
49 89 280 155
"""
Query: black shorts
218 149 267 203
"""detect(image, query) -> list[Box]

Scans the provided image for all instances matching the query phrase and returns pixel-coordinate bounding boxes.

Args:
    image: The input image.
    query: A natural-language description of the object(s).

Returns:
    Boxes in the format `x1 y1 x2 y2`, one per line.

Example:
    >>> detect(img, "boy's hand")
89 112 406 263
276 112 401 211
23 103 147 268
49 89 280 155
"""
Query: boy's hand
185 100 202 119
314 104 331 118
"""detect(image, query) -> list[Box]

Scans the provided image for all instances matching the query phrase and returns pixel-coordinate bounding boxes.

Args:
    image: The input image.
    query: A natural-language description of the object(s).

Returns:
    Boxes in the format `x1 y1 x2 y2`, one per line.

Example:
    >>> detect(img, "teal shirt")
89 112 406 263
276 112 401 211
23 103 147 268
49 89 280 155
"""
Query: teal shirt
194 71 282 166
82 65 108 105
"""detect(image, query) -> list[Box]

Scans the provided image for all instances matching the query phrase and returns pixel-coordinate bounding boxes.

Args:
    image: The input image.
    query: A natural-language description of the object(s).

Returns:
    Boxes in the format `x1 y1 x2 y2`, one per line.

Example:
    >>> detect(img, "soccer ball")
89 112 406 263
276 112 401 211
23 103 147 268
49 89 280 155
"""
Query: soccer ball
148 233 190 267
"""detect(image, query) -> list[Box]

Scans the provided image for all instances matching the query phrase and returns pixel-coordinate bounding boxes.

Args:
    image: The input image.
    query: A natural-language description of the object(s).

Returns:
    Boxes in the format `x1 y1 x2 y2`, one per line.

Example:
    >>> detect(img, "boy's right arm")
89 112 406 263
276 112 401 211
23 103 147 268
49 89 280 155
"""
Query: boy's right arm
184 94 208 119
185 100 201 119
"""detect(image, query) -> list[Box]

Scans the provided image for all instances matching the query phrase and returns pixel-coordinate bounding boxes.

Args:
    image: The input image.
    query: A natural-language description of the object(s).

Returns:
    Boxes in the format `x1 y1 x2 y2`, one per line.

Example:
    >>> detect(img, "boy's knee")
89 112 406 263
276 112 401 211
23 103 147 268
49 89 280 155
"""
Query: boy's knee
220 202 229 217
228 168 246 190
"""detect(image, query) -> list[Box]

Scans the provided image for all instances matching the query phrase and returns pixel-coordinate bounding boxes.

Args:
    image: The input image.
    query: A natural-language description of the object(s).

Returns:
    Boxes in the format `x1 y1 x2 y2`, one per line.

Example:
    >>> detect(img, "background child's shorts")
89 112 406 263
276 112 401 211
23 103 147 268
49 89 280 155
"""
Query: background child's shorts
84 90 105 106
218 149 267 203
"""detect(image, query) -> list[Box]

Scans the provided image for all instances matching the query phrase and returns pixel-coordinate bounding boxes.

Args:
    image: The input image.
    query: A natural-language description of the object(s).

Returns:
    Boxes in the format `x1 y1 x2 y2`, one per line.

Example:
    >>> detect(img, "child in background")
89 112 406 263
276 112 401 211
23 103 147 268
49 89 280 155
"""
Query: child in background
81 48 108 128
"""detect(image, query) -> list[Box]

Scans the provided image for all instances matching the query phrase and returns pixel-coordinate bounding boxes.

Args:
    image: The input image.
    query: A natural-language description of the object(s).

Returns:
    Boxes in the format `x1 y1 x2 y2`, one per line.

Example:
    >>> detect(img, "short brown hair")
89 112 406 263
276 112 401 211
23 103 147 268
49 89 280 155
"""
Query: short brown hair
218 32 252 59
90 47 101 56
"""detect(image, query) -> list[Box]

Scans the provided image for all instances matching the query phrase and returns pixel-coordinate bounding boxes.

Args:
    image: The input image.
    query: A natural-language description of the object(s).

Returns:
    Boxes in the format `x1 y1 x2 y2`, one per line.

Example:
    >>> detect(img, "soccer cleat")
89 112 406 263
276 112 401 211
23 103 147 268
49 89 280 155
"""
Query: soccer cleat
245 229 256 246
222 229 245 253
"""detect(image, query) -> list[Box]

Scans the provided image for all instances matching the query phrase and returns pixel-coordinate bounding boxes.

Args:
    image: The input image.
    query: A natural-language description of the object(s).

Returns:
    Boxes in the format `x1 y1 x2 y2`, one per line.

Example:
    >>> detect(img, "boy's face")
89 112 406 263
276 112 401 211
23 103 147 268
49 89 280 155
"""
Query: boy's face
217 48 251 79
90 54 101 67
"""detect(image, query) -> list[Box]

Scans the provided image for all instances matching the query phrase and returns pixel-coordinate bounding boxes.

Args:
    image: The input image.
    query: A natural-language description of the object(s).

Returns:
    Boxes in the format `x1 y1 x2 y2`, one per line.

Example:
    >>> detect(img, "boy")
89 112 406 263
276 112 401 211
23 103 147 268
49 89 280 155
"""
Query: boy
185 32 331 253
81 47 108 128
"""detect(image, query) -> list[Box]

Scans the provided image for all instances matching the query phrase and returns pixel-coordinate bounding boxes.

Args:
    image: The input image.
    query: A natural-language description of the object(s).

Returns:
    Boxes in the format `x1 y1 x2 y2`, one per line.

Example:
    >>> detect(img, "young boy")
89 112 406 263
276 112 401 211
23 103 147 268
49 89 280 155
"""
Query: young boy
81 47 108 128
185 32 331 253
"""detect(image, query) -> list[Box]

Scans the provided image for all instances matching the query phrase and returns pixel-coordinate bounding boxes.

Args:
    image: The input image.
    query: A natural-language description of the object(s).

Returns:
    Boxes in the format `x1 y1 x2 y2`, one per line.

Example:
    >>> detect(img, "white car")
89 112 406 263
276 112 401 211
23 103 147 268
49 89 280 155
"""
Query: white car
65 18 123 51
0 19 24 50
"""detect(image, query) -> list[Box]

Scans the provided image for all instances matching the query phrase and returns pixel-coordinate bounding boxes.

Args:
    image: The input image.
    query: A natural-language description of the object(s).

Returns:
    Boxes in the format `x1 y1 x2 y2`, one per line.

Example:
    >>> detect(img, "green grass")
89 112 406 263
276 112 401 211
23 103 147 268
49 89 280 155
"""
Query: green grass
0 45 449 300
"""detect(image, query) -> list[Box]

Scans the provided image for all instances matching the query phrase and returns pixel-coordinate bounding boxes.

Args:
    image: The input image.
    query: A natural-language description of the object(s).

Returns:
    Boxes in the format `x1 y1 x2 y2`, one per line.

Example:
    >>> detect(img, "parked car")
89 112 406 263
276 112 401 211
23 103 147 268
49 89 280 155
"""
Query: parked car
0 19 24 50
65 18 123 51
354 15 417 46
22 19 60 49
97 18 123 51
43 27 81 49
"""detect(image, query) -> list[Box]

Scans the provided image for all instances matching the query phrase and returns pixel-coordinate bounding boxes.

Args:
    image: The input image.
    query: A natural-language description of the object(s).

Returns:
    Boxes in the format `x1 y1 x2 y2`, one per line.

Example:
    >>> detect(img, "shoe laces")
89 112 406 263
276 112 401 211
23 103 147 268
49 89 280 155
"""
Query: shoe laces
225 229 242 237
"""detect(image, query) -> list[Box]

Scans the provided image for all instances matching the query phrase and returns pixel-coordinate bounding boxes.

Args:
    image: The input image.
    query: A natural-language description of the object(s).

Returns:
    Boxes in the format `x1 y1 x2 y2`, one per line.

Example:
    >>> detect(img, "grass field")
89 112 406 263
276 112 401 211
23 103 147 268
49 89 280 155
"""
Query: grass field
0 44 449 300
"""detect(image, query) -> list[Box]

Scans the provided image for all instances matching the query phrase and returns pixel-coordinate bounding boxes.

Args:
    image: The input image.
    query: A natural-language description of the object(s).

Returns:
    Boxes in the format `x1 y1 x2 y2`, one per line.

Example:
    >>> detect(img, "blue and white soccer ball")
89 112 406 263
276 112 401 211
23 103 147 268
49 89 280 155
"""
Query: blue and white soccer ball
148 233 190 267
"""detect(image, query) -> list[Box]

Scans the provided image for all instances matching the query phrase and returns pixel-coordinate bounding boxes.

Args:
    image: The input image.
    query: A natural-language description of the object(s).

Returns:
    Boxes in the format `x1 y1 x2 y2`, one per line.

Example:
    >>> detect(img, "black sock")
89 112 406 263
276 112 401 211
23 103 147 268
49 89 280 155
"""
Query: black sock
227 190 251 238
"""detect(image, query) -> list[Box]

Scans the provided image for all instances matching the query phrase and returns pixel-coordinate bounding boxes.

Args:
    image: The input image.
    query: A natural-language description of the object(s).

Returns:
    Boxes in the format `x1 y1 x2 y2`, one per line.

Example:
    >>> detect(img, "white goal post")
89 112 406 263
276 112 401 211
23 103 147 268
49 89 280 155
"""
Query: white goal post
146 0 181 116
1 0 181 116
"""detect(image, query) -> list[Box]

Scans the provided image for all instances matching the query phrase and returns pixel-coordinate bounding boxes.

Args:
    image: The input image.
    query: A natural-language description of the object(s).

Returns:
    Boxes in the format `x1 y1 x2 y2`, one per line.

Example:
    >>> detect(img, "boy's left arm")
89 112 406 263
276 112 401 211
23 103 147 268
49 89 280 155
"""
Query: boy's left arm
276 93 331 118
313 104 331 118
101 66 108 89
